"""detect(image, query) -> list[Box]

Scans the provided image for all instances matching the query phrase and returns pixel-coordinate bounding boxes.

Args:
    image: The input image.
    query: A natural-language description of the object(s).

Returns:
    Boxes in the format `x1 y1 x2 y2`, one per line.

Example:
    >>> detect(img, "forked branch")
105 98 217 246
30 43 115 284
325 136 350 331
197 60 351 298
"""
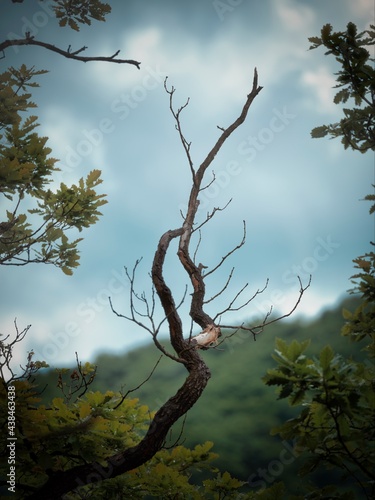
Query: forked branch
0 36 141 68
219 276 312 337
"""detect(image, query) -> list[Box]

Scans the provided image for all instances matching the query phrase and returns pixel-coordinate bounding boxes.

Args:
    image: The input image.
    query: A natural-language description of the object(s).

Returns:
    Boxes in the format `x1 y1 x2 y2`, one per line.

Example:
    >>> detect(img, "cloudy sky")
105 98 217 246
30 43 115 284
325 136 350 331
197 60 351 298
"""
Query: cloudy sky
1 0 373 371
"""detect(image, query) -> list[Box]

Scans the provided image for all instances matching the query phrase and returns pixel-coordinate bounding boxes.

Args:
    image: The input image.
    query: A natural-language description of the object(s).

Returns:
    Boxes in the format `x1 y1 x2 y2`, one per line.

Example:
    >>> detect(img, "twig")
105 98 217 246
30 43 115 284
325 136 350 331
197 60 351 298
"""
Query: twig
204 220 246 278
113 355 163 410
204 267 235 304
219 276 312 334
192 200 232 235
164 78 196 183
213 278 269 320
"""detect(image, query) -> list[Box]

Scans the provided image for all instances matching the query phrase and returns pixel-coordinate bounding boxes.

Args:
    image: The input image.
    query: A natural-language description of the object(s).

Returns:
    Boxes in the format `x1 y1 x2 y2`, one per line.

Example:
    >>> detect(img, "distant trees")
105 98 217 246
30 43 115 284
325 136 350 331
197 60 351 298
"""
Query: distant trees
264 22 375 499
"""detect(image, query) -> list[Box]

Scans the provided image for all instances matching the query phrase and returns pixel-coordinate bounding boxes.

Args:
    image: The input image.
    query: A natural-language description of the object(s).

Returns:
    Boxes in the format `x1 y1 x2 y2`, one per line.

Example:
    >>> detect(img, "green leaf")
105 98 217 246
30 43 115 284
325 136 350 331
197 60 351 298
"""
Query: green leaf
333 88 350 104
258 481 285 499
320 345 334 370
311 125 328 139
342 308 353 320
68 18 80 31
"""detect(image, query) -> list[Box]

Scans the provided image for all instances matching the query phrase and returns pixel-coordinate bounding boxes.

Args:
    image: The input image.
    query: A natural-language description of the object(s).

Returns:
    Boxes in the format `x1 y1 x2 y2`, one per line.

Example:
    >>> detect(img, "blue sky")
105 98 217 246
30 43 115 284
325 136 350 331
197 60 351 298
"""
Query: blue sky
1 0 374 371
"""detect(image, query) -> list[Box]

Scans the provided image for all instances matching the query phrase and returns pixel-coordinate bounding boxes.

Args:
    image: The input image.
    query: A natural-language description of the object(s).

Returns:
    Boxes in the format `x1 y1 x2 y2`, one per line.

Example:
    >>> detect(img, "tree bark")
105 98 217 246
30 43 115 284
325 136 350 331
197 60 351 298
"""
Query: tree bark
26 69 263 498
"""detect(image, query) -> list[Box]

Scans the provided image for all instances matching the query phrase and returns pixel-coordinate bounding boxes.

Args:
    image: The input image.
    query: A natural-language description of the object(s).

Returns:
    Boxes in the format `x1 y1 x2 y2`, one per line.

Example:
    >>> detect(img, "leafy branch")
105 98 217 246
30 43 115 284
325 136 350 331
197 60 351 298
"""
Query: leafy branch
309 22 375 152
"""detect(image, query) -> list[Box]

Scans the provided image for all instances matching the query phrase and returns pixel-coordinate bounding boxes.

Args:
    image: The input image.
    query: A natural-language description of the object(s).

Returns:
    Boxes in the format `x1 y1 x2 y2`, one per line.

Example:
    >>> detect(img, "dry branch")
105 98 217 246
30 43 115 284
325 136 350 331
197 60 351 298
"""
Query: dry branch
0 36 141 68
219 276 312 336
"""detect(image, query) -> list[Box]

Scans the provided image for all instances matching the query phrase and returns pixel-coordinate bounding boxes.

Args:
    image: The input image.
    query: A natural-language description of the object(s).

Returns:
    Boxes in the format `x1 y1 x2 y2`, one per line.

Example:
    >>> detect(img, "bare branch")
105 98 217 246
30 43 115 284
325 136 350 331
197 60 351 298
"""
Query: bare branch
109 260 156 337
204 267 235 304
204 220 246 278
213 278 269 320
219 276 312 336
109 259 189 364
163 414 188 449
192 229 202 265
192 200 232 235
0 37 141 69
178 68 262 288
56 353 97 403
164 78 196 182
113 355 163 410
199 170 216 192
0 320 36 384
150 335 187 365
154 285 188 336
214 282 250 319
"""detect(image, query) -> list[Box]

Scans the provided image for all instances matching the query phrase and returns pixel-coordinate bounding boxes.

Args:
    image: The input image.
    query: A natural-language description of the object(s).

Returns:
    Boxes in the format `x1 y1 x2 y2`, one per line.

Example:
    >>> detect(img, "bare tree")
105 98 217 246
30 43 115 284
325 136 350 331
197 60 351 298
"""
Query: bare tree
27 69 310 499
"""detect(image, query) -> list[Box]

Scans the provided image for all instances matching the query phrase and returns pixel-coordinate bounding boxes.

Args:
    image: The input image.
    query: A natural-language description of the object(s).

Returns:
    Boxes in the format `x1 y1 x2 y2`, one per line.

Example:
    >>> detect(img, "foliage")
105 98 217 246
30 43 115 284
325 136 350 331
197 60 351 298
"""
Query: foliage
344 246 375 354
9 0 111 32
53 0 111 31
264 198 374 499
309 22 375 152
263 288 375 498
0 365 260 499
0 65 107 274
262 22 375 499
0 374 147 496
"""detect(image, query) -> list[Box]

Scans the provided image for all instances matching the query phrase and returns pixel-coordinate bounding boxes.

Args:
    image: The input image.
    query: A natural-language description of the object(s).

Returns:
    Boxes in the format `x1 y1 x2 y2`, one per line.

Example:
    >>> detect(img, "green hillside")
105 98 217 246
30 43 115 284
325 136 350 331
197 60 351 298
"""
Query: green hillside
35 294 363 491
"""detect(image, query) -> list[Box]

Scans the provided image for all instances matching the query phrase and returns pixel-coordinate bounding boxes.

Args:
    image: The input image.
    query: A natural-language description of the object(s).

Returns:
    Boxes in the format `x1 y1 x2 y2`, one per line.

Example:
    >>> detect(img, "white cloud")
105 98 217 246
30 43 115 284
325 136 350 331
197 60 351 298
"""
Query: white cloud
85 18 317 121
348 0 375 27
277 288 339 318
40 105 109 187
86 27 167 92
273 0 316 33
300 66 336 113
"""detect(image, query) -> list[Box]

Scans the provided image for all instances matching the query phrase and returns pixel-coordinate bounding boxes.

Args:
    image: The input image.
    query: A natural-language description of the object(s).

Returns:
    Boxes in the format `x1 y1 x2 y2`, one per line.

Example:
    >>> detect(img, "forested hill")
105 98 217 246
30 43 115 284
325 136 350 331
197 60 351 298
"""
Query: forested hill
36 294 362 488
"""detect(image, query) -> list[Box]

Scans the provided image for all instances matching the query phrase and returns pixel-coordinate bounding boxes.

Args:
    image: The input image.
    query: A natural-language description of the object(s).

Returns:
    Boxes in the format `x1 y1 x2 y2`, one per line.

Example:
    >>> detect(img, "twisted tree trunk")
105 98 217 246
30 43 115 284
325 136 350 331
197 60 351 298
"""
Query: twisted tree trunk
28 69 263 499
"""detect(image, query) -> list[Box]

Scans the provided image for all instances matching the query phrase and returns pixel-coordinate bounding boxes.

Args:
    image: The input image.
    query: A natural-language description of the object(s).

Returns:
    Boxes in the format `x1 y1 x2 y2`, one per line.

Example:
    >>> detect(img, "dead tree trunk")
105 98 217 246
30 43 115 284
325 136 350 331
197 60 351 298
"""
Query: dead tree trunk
28 69 309 499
